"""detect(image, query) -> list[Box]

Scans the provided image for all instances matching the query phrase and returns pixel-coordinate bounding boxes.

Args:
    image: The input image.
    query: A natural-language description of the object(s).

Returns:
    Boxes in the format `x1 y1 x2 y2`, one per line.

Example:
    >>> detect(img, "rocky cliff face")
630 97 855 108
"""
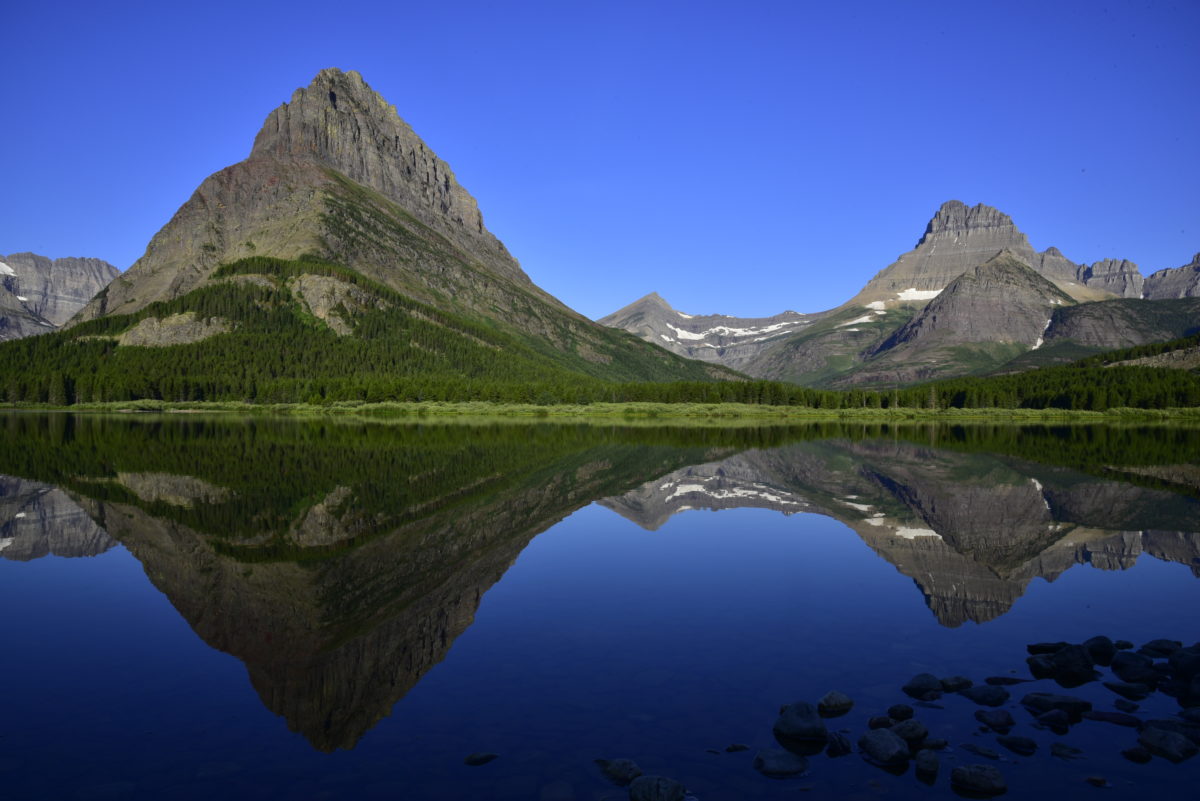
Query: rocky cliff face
597 292 815 371
0 476 115 561
846 201 1137 307
1043 296 1200 351
0 253 118 340
1144 253 1200 299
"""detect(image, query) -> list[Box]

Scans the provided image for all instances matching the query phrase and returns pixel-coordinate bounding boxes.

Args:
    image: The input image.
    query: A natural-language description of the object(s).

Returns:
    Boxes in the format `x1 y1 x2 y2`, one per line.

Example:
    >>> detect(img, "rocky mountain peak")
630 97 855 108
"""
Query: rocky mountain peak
918 200 1022 245
1143 252 1200 299
249 68 509 273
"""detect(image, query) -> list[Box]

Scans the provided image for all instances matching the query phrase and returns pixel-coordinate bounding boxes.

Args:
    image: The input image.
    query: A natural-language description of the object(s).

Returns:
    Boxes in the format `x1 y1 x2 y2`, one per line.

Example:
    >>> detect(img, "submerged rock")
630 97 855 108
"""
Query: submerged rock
975 709 1015 734
1035 709 1071 734
985 676 1030 686
1051 743 1084 761
950 764 1007 797
724 743 749 753
1114 699 1140 713
962 743 1000 760
817 691 854 718
1122 745 1153 764
825 732 852 758
902 673 944 700
1083 635 1118 667
1048 644 1099 687
941 675 973 692
1021 692 1093 720
858 729 910 767
1139 727 1198 763
773 702 828 750
887 704 914 721
596 759 643 786
464 752 499 766
868 716 895 730
892 719 928 747
753 748 808 778
996 735 1037 756
1027 642 1070 655
628 775 686 801
960 685 1010 707
1139 639 1183 659
1111 652 1161 687
914 749 939 780
1103 680 1151 701
1081 710 1141 728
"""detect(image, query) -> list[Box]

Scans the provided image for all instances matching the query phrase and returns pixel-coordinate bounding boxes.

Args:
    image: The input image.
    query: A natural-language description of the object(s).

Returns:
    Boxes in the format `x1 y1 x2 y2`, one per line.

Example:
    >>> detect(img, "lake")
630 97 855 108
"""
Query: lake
1 413 1198 800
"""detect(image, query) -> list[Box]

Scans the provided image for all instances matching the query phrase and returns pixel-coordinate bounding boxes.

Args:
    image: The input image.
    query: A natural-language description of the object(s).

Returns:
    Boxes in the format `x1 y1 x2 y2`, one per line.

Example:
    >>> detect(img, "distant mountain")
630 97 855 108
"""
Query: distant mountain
846 200 1142 307
597 291 817 372
0 70 736 404
0 253 117 341
1144 253 1200 299
601 201 1198 388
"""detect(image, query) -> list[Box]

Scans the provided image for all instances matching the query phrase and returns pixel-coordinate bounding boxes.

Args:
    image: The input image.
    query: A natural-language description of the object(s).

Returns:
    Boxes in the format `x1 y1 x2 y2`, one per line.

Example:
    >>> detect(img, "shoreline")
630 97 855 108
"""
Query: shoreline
4 400 1199 424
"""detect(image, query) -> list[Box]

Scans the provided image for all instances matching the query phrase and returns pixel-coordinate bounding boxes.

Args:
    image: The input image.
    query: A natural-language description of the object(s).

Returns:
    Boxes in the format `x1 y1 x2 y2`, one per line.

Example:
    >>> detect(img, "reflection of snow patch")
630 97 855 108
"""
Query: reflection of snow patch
16 295 28 302
14 512 26 518
895 527 940 539
1030 478 1051 511
0 261 15 276
0 537 13 552
897 287 941 301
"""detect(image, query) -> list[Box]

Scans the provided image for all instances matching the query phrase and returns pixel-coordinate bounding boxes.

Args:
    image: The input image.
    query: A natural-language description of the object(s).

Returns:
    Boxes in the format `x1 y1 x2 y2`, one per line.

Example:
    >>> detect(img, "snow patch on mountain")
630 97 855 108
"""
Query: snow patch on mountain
0 261 15 276
897 287 941 301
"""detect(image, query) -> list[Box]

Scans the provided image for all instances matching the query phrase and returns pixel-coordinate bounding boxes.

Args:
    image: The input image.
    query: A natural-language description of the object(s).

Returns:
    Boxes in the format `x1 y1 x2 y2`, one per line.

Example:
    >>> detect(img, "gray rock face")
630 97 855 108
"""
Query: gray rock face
0 252 118 340
1043 296 1200 351
1079 258 1144 298
1144 253 1200 299
848 200 1128 307
597 292 815 370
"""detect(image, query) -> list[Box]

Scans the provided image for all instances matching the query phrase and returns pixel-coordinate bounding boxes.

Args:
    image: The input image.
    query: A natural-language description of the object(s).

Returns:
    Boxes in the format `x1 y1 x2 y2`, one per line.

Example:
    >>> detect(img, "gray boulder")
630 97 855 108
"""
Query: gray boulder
950 764 1007 797
858 729 910 766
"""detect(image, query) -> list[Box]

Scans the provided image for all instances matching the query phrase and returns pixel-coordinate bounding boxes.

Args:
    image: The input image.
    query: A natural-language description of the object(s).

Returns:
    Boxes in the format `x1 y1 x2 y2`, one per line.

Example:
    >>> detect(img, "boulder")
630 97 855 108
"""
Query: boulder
1139 639 1183 659
817 691 854 718
887 704 914 721
1139 727 1198 763
941 675 973 692
1021 692 1092 721
858 729 910 766
1048 644 1098 687
1027 641 1070 655
960 685 1010 707
1083 635 1117 667
975 709 1015 734
1081 710 1141 728
892 719 928 747
1103 680 1151 701
752 749 808 778
628 775 686 801
950 764 1007 797
773 702 828 749
902 673 944 700
596 759 643 786
825 732 852 758
996 735 1037 756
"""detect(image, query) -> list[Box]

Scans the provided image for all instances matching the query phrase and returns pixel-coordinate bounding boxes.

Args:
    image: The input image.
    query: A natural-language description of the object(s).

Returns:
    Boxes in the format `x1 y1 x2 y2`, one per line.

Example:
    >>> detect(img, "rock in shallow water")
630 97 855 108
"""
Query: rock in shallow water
914 748 939 777
975 709 1015 733
628 775 686 801
1081 710 1141 728
825 732 852 758
817 690 854 718
887 703 914 721
858 729 910 766
1083 635 1117 667
752 749 808 778
941 675 973 692
892 719 928 747
1122 745 1153 764
1139 727 1198 763
596 759 642 786
1103 680 1151 701
960 685 1010 707
950 764 1007 797
463 752 498 766
1048 644 1099 687
1021 692 1092 720
996 735 1037 756
773 702 828 747
902 673 944 700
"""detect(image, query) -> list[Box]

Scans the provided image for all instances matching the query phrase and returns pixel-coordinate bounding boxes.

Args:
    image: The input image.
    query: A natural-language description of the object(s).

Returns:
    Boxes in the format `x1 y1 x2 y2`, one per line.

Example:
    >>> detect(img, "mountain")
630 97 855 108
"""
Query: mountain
597 291 817 372
845 252 1077 385
846 200 1141 307
601 201 1197 388
0 253 117 341
1144 253 1200 299
0 70 737 404
0 475 115 561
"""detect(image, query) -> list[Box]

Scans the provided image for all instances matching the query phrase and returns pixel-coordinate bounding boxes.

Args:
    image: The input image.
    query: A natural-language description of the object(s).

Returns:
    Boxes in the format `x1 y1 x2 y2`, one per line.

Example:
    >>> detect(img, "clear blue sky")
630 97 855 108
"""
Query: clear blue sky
4 0 1197 318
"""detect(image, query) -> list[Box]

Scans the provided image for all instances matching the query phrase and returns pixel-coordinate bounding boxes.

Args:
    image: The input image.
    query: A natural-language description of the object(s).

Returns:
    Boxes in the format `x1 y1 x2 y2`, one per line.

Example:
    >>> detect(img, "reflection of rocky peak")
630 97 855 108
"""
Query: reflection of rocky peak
0 476 115 561
114 472 231 508
600 438 1200 627
597 455 811 530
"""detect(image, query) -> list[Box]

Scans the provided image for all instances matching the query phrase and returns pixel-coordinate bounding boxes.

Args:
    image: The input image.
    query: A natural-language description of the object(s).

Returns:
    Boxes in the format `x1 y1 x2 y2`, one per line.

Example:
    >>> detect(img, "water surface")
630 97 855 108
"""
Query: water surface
1 414 1198 799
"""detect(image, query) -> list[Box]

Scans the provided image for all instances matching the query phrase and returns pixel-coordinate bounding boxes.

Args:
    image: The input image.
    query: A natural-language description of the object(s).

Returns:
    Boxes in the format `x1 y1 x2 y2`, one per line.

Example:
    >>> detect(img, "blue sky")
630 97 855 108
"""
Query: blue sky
4 0 1197 319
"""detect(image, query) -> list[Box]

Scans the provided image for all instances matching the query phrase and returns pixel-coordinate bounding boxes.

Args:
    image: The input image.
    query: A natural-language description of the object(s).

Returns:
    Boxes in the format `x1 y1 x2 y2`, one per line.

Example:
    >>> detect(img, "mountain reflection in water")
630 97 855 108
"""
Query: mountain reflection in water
1 414 1197 756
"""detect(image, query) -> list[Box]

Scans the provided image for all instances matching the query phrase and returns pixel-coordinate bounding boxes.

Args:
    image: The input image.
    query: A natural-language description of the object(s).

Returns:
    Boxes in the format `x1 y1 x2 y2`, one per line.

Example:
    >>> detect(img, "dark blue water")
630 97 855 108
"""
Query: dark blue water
1 416 1198 799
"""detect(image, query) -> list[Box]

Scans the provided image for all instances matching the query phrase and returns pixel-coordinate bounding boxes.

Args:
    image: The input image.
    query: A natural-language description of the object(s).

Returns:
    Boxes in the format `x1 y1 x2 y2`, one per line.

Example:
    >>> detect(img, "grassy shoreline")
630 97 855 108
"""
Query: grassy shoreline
4 400 1200 424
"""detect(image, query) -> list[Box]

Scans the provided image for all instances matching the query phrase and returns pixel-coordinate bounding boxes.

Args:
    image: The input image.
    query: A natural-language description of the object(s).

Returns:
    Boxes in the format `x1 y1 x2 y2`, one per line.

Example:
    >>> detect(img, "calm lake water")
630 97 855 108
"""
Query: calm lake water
1 414 1198 800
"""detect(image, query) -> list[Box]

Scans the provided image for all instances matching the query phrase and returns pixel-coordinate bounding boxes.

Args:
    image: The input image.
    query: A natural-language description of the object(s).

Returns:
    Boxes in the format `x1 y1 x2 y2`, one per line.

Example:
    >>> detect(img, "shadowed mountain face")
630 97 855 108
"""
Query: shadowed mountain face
2 415 1196 748
601 433 1200 627
0 253 118 341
